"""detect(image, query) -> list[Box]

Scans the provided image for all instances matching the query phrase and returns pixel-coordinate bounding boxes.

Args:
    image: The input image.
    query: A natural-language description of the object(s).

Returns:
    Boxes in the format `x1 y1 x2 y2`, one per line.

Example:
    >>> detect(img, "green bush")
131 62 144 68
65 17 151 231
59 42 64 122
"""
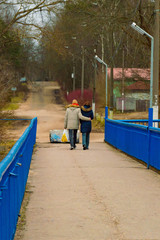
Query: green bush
11 96 22 103
2 103 19 111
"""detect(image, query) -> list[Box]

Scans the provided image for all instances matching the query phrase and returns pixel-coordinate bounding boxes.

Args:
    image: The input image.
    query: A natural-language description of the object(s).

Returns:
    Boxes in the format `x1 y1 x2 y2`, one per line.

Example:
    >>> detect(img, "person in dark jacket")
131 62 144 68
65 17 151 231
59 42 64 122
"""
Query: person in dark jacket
80 101 94 150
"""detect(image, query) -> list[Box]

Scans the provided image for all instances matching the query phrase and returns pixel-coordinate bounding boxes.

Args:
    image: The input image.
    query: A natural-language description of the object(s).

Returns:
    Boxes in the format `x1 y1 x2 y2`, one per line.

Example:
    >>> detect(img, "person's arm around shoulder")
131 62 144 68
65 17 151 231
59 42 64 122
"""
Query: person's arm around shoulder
78 108 91 121
64 109 68 129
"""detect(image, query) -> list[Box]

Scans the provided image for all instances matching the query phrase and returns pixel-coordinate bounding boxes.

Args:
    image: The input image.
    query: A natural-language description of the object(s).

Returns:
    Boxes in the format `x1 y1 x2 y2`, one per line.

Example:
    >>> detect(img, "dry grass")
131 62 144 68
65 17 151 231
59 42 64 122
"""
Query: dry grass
14 183 33 240
0 140 16 162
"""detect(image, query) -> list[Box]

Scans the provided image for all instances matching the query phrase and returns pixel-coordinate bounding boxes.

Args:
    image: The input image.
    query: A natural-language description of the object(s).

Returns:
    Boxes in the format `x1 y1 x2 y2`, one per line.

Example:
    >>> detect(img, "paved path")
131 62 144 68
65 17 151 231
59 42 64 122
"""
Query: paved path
22 140 160 240
13 82 160 240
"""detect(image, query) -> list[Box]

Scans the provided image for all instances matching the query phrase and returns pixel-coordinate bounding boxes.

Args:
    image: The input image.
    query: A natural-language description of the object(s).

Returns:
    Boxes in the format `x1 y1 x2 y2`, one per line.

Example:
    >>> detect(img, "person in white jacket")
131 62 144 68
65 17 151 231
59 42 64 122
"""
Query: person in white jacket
64 99 91 150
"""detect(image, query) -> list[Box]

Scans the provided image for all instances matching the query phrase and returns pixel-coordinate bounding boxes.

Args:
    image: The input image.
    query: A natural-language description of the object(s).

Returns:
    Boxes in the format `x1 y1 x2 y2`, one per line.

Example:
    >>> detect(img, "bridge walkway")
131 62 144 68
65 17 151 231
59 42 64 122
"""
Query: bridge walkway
12 82 160 240
19 140 160 240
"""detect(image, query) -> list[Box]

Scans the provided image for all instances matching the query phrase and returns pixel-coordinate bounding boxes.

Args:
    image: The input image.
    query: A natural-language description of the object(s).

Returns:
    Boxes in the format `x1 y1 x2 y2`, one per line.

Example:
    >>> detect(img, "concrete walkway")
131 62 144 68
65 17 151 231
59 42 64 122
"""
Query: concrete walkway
21 141 160 240
13 82 160 240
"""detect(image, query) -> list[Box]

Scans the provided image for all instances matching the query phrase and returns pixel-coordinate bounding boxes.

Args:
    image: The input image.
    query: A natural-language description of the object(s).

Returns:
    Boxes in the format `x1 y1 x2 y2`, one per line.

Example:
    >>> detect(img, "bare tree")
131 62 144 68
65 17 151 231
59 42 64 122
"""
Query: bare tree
0 0 65 34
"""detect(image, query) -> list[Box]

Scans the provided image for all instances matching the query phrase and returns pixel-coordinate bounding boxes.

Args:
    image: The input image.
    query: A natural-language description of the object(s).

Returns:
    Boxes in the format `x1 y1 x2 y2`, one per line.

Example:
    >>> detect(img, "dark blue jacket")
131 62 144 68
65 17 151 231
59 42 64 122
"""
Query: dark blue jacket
80 105 94 133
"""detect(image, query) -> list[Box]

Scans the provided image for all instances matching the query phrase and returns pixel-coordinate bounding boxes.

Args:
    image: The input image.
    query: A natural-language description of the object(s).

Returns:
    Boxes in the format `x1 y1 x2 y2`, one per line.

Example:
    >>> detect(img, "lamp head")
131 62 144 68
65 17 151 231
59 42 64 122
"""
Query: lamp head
131 22 136 28
95 55 103 63
131 22 145 35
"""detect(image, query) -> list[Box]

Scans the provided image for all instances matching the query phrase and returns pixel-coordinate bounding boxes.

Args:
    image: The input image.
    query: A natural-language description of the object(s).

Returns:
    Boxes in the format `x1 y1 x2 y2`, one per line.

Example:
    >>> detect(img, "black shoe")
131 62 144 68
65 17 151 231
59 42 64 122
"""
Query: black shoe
70 147 74 150
83 146 86 150
74 145 76 149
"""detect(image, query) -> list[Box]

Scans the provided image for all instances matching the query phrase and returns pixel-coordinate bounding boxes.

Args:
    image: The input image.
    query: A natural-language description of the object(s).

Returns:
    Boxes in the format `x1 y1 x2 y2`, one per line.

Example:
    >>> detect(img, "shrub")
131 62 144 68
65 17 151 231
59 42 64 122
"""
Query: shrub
66 89 93 105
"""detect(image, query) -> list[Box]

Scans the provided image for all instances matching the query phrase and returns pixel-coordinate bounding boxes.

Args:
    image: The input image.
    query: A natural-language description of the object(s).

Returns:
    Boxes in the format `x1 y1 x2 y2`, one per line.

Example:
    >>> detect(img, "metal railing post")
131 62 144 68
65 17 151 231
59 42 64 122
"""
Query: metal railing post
147 108 153 169
104 107 108 141
105 106 108 119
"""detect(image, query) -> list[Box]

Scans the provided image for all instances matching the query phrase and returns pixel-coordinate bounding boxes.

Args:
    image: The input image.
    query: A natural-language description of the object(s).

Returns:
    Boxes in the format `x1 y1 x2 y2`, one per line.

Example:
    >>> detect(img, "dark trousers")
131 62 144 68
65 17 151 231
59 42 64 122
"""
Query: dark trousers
82 132 90 149
69 129 77 148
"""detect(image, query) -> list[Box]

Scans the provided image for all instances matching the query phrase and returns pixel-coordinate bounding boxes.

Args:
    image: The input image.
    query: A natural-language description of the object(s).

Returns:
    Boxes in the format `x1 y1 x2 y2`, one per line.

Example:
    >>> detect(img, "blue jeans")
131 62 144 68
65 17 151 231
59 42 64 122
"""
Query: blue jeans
69 129 77 148
82 133 90 149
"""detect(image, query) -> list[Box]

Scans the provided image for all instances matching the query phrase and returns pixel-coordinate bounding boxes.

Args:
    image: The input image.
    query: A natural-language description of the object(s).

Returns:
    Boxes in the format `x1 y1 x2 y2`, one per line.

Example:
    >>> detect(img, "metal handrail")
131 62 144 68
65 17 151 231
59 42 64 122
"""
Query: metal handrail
0 117 37 240
105 113 160 170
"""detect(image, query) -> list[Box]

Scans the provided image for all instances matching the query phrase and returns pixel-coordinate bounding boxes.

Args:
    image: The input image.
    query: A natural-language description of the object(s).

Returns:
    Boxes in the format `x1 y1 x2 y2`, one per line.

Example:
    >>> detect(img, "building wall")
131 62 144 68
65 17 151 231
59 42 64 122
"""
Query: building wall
116 98 136 111
116 94 150 112
125 92 150 100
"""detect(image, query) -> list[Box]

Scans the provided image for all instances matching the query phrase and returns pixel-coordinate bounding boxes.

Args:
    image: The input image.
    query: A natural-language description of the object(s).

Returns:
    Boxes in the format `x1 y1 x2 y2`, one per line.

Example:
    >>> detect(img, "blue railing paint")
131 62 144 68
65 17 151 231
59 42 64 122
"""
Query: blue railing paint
147 108 153 168
105 119 148 163
105 107 160 171
121 119 160 128
149 127 160 170
104 107 108 141
0 117 37 240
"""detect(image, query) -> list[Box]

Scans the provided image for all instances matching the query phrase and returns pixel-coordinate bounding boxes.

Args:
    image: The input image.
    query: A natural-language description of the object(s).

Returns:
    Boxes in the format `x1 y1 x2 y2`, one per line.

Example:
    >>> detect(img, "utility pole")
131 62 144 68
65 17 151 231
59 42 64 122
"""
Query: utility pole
122 45 125 113
101 28 105 73
81 46 85 97
109 31 114 119
109 2 114 119
72 55 75 91
153 0 159 119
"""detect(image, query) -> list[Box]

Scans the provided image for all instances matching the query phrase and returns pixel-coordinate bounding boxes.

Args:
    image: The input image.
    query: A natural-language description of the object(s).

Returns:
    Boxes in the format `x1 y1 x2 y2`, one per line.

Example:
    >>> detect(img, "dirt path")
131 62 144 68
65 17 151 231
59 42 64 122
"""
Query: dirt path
14 82 160 240
13 81 66 142
13 81 103 143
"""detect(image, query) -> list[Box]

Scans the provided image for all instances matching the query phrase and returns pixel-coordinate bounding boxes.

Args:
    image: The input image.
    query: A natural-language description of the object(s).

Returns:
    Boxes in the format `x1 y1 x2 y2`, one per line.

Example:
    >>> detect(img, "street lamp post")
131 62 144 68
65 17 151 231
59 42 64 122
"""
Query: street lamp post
94 55 108 115
92 56 97 115
131 22 154 109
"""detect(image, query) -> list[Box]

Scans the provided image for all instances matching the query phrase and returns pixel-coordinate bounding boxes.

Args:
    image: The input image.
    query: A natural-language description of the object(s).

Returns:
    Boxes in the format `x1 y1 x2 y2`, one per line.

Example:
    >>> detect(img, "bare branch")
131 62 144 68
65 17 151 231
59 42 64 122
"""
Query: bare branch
0 0 64 35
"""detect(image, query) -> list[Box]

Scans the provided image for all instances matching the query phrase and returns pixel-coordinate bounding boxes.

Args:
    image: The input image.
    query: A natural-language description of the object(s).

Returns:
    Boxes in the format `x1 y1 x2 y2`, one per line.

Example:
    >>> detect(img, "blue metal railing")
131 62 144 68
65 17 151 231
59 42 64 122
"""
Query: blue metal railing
0 117 37 240
121 119 160 128
105 107 160 170
121 119 148 126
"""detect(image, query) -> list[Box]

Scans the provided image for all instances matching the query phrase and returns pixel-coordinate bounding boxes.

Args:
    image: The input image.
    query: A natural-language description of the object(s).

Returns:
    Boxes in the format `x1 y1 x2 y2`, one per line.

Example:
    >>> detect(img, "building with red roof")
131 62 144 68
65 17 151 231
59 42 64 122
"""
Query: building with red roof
109 68 150 111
